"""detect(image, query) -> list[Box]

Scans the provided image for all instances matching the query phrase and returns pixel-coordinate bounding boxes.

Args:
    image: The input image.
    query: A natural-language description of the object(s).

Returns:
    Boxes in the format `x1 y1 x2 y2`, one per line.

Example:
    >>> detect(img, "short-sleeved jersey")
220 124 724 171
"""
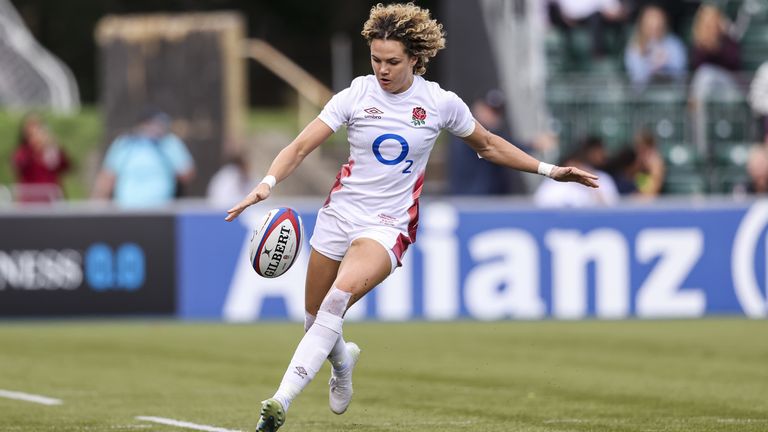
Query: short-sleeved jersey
318 74 475 240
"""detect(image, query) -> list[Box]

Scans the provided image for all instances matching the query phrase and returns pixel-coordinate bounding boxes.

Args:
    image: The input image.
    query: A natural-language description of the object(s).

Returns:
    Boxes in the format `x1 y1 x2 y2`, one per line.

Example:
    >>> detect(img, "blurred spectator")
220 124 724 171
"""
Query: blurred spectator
690 4 741 73
605 130 665 198
11 113 70 202
632 129 665 196
579 135 609 170
689 4 742 101
448 90 556 195
534 136 619 207
92 109 195 208
689 4 742 154
548 0 628 57
629 0 702 38
207 153 258 209
605 147 639 195
743 137 768 194
624 5 687 91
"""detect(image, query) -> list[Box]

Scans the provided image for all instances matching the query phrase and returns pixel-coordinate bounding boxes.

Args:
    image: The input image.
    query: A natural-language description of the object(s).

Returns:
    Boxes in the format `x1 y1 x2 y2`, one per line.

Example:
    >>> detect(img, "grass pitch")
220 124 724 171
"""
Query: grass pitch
0 319 766 432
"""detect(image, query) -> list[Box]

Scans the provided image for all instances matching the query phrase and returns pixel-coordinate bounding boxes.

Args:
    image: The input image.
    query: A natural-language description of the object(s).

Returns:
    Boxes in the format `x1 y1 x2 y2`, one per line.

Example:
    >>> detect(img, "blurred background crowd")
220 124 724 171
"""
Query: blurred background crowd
1 0 767 209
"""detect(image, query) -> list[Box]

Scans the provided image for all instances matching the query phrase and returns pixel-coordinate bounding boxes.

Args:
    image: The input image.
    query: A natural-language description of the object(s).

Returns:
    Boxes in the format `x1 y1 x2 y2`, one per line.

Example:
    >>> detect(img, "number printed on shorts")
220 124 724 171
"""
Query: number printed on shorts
372 133 413 174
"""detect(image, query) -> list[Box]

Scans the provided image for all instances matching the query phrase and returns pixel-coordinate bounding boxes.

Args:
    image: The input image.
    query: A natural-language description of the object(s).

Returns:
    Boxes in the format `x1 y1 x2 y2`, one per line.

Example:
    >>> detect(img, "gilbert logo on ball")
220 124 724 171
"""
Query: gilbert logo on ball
249 208 304 278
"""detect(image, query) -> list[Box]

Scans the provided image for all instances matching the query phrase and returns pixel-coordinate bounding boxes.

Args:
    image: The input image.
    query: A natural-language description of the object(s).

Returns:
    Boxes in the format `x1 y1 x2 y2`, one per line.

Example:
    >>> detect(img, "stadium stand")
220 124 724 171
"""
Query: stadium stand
545 0 767 195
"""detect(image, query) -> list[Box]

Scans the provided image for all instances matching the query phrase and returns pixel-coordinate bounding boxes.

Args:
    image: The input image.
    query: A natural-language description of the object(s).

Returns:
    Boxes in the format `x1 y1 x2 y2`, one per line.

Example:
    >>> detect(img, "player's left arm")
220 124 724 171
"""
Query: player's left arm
461 121 599 188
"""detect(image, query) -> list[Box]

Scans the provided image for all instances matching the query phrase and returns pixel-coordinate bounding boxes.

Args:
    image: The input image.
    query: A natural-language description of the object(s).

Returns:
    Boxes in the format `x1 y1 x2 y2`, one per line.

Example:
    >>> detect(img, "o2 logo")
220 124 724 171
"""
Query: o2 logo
84 243 145 291
372 133 413 174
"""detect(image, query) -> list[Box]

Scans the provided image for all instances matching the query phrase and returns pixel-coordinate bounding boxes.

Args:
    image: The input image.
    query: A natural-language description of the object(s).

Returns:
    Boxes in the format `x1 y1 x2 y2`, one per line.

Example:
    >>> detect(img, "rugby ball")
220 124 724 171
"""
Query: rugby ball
249 208 304 278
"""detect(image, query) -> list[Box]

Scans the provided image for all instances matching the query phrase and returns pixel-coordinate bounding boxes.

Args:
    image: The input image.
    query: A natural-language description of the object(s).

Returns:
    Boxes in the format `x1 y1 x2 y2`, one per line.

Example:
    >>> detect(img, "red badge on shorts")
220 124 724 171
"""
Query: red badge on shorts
411 107 427 126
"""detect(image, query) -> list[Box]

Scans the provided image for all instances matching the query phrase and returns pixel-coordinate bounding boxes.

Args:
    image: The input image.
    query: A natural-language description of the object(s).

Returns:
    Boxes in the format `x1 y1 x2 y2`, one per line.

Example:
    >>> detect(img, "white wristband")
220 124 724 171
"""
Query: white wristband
260 175 277 189
537 162 556 178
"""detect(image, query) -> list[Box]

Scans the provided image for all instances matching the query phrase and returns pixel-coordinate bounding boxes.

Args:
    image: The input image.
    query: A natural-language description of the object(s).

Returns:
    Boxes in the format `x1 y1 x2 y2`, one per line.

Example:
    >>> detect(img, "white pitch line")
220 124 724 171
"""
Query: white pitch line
135 416 242 432
0 389 62 406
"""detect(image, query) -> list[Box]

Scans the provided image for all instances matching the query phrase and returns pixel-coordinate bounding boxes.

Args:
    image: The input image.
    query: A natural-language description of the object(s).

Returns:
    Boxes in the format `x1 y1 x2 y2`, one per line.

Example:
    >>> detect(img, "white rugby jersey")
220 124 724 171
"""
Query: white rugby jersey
317 74 475 241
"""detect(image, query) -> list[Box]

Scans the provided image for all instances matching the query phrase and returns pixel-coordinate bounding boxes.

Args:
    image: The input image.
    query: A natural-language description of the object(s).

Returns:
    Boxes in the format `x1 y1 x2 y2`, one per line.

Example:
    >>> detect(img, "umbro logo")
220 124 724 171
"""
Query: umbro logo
364 107 383 119
294 366 308 379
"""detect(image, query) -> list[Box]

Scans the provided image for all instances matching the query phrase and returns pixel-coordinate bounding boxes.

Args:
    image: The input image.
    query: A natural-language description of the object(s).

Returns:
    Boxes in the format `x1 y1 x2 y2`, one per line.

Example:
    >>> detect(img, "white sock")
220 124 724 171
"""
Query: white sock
273 287 351 411
305 312 350 372
273 311 341 411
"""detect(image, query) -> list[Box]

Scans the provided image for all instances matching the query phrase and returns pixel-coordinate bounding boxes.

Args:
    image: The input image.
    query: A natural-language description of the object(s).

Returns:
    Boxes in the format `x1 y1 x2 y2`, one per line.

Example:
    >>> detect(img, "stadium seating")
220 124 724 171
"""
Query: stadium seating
545 0 765 195
663 169 708 194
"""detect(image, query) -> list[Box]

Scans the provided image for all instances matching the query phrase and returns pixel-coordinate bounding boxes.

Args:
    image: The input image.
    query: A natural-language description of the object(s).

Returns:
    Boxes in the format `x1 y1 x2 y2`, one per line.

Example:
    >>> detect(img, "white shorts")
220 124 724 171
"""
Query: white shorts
309 207 412 273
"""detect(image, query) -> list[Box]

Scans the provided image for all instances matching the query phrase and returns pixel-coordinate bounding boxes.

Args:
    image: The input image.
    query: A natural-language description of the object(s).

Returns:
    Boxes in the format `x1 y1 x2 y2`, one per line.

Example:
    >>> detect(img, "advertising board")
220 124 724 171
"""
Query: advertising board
177 201 768 321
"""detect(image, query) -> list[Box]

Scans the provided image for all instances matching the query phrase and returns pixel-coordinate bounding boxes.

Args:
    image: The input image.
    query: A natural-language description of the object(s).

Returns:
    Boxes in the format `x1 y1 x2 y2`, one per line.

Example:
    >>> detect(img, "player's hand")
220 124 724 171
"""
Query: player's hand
551 166 599 188
225 183 272 221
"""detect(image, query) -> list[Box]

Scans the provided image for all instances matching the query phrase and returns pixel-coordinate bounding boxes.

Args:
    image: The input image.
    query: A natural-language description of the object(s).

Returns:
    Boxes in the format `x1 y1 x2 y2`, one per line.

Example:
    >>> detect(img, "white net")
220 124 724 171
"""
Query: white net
0 0 79 112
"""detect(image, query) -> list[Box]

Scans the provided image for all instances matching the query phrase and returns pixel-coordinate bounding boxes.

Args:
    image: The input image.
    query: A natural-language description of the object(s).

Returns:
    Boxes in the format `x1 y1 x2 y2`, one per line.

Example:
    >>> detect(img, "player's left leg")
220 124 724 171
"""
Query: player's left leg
325 238 392 414
258 239 390 430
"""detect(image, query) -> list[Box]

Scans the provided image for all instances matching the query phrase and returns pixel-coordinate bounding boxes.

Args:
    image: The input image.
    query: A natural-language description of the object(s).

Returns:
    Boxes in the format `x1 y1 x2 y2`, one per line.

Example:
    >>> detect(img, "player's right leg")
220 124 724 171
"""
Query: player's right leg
303 248 352 371
304 248 340 318
255 214 348 431
303 249 359 414
259 239 390 431
256 249 344 432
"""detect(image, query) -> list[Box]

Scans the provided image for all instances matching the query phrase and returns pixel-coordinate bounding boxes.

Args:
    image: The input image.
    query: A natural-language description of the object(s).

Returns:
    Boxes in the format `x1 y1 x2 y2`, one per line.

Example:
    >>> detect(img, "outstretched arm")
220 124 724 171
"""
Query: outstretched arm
225 118 334 221
461 121 599 188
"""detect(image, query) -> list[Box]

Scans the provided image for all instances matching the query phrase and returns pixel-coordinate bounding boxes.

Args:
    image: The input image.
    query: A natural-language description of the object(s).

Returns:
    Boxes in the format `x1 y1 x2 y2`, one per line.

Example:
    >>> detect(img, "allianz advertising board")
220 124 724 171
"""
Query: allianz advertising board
178 200 768 321
0 214 175 316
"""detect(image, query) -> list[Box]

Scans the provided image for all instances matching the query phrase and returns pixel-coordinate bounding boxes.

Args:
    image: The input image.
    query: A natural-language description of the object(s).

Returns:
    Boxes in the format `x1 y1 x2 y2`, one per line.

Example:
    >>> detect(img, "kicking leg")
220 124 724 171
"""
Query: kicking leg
303 249 351 372
257 239 391 430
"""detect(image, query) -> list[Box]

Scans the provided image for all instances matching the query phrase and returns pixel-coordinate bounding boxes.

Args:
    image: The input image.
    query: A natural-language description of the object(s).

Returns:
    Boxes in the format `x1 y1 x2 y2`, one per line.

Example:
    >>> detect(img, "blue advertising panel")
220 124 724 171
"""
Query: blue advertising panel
0 214 176 316
177 200 768 321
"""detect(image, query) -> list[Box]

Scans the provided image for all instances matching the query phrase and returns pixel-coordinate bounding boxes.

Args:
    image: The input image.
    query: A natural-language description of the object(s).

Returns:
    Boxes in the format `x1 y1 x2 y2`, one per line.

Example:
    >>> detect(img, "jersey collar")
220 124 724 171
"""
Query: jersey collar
376 75 422 101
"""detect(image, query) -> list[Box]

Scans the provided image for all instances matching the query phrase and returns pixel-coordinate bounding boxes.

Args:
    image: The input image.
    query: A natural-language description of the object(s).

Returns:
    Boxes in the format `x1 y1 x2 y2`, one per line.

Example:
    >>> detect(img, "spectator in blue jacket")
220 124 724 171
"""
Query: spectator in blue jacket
93 109 195 208
624 5 687 91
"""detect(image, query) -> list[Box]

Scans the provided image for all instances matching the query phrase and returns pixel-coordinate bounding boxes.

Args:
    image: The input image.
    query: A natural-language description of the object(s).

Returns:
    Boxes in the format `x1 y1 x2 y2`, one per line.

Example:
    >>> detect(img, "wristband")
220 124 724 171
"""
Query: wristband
537 162 555 178
260 175 277 189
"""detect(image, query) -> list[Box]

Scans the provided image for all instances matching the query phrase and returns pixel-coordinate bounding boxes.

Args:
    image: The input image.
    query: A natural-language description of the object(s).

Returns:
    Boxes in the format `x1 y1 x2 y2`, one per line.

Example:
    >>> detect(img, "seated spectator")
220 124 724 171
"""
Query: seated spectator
605 147 639 195
92 109 195 208
739 132 768 194
534 136 619 207
549 0 628 58
689 4 742 154
691 4 741 74
689 4 742 101
11 113 70 202
633 129 665 196
624 5 687 91
579 135 609 171
629 0 702 38
207 153 258 209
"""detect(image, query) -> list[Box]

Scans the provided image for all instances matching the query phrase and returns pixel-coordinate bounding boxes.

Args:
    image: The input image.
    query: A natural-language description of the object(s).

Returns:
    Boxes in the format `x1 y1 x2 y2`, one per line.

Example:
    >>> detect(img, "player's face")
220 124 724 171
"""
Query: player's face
370 39 417 94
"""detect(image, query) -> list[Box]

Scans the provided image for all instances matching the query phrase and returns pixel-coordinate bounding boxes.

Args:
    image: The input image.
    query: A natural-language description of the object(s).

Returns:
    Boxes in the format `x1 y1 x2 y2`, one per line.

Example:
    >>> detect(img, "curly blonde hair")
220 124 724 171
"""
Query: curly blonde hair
361 3 446 75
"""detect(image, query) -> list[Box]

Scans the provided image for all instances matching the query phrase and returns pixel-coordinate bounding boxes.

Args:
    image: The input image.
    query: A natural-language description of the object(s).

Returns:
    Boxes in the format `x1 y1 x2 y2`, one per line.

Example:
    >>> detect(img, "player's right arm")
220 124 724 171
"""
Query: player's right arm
225 118 333 221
